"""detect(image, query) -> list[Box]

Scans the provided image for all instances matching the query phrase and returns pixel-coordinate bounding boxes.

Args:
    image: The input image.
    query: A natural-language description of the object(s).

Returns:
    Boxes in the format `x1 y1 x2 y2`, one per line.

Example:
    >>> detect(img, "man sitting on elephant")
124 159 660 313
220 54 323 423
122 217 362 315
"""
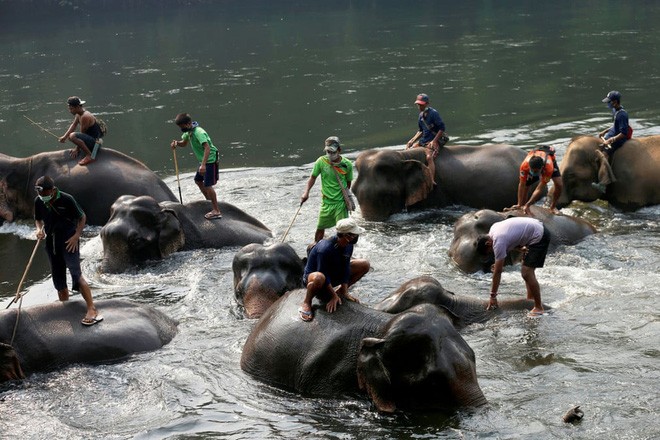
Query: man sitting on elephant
405 93 448 183
593 90 631 193
59 96 104 166
299 218 370 322
476 217 551 317
511 145 563 214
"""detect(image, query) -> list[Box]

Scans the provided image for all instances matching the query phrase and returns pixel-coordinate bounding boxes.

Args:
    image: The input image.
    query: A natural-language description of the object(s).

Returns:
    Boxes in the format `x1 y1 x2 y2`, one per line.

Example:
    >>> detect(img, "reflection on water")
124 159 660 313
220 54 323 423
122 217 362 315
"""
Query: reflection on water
1 2 659 439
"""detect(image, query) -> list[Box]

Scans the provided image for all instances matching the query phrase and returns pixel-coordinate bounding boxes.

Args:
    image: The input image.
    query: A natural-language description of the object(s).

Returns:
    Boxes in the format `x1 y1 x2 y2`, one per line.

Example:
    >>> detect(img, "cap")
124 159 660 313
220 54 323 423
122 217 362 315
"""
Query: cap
336 218 365 235
414 93 429 105
35 175 55 191
324 136 341 153
67 96 86 107
602 90 621 103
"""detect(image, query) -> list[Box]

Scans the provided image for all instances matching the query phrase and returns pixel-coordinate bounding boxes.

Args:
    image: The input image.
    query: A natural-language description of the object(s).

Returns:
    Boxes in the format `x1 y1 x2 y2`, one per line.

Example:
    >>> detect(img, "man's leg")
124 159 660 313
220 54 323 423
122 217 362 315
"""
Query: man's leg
64 246 99 323
521 265 543 313
300 272 326 321
68 133 93 157
77 277 98 322
314 229 325 243
348 259 370 287
57 289 70 301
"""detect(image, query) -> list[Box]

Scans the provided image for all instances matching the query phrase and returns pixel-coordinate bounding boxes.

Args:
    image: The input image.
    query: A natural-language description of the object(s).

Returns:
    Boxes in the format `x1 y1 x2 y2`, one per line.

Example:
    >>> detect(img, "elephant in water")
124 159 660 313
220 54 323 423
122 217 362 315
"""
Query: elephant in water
0 148 177 226
241 289 488 413
373 276 548 327
448 205 596 273
101 195 272 273
352 145 529 221
0 298 177 383
232 242 304 318
553 135 660 211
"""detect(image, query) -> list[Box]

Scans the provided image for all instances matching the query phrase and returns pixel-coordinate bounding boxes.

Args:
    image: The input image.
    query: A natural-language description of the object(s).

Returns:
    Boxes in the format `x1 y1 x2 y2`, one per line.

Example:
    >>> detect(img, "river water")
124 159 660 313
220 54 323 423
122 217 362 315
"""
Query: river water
1 2 659 439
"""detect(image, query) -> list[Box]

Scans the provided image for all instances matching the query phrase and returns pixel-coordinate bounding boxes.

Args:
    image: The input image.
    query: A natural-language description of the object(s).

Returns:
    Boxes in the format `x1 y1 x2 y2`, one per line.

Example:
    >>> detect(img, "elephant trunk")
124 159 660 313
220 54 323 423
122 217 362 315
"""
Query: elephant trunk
0 343 25 383
237 273 287 319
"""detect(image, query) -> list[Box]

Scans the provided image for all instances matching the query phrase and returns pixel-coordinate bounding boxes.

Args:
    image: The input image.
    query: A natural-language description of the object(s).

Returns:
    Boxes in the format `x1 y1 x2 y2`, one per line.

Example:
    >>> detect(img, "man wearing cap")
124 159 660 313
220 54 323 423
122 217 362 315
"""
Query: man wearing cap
406 93 447 159
59 96 104 166
299 218 370 322
593 90 631 193
511 146 563 214
475 216 551 317
301 136 355 243
34 176 102 326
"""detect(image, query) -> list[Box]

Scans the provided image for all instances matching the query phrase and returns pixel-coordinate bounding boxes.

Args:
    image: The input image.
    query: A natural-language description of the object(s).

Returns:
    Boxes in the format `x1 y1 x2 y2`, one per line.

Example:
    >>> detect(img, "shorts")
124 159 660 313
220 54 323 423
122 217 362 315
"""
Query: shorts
46 239 82 292
194 161 219 187
317 199 348 230
73 132 97 151
523 226 551 268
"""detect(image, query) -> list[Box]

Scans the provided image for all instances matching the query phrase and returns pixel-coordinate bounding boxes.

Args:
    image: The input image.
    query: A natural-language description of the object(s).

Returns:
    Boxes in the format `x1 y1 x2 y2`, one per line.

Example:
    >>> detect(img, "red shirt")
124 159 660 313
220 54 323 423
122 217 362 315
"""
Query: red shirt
519 151 553 184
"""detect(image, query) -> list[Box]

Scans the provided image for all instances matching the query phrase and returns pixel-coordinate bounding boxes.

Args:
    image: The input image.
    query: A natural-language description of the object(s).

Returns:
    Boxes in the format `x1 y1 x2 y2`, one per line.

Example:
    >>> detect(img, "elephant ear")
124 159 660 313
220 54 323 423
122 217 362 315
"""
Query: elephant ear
402 158 434 208
357 337 397 413
0 342 25 383
158 208 185 257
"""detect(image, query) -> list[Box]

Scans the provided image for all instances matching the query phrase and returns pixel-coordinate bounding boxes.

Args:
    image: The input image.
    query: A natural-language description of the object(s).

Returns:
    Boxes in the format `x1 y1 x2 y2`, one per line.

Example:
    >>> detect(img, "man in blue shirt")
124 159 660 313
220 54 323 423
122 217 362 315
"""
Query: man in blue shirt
593 91 631 193
406 93 447 158
299 218 370 322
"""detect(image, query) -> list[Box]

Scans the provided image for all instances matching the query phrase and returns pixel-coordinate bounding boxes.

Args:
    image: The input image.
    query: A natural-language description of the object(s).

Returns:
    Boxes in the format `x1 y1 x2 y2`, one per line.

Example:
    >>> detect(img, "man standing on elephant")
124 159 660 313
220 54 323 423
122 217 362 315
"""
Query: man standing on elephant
513 146 563 214
171 113 223 220
59 96 103 166
593 90 631 193
301 136 354 243
34 176 102 326
299 218 370 322
476 217 550 317
405 93 447 182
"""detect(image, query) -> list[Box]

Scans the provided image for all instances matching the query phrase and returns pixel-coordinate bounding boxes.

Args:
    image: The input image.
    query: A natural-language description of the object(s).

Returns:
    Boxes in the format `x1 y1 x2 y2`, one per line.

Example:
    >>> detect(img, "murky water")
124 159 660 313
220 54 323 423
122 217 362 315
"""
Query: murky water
1 2 659 439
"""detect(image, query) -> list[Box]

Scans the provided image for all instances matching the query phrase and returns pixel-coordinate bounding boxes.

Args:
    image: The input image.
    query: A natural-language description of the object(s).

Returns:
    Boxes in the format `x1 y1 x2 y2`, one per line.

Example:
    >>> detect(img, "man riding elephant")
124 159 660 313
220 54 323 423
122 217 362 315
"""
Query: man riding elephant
0 148 177 226
552 135 660 211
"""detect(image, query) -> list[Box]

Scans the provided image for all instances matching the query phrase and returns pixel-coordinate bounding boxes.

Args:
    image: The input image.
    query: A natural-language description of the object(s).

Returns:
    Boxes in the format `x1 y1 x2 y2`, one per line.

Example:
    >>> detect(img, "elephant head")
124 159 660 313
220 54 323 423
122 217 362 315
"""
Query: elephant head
353 148 435 221
0 154 34 224
0 342 25 383
448 209 523 273
101 195 184 273
356 304 487 412
232 243 304 318
553 136 610 208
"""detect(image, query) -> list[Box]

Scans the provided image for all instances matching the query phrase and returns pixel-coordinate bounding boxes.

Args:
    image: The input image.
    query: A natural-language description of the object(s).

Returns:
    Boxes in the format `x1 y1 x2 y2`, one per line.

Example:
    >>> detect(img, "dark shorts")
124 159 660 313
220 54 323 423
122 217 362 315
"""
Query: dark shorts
523 226 551 268
46 240 82 292
73 132 97 151
194 161 219 187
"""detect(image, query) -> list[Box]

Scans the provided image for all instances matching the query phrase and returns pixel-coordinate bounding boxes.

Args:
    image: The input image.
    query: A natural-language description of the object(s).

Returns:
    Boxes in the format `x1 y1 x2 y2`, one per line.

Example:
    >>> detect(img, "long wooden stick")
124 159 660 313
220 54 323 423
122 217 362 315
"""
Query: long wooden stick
6 238 42 309
23 115 59 139
281 203 303 243
172 148 183 204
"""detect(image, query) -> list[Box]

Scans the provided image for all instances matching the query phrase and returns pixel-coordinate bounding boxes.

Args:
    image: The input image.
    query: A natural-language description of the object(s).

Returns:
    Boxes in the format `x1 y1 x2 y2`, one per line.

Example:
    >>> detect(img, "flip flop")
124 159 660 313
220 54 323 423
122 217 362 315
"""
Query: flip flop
204 212 223 220
527 310 547 317
81 315 104 326
298 307 313 322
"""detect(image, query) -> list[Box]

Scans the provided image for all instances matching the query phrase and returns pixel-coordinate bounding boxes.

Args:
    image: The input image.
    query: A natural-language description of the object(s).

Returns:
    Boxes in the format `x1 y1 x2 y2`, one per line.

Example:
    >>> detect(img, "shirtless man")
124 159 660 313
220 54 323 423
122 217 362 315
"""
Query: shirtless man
59 96 103 166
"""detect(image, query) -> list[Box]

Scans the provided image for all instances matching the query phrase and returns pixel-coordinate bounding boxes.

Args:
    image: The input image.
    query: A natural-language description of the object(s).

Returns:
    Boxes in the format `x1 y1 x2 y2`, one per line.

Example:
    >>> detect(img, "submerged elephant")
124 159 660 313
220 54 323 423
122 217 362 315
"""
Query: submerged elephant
374 276 548 327
448 205 596 273
352 145 529 221
101 195 272 273
232 242 304 318
0 298 177 383
0 148 177 226
553 135 660 211
241 289 487 413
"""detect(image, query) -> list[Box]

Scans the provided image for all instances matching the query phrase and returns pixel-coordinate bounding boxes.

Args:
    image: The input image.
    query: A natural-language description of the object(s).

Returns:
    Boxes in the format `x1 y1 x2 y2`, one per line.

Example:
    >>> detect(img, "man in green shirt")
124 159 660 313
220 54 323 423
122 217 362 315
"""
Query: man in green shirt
171 113 222 219
301 136 354 243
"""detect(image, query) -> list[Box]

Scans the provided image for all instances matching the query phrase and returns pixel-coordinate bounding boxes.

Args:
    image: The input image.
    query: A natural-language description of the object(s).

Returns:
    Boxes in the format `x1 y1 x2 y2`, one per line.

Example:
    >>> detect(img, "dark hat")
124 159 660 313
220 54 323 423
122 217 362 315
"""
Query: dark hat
35 175 54 191
602 91 621 103
414 93 430 105
67 96 86 107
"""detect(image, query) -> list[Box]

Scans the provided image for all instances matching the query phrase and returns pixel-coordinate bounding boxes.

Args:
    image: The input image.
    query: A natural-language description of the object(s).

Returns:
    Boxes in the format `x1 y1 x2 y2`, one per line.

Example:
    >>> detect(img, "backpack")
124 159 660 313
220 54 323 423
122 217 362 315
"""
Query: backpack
96 118 108 138
627 125 633 139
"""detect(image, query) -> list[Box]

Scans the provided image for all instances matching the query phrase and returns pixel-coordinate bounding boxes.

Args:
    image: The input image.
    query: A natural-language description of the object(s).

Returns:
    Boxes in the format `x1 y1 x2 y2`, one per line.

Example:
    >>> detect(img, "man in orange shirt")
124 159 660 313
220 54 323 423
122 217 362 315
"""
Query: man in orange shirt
511 146 563 214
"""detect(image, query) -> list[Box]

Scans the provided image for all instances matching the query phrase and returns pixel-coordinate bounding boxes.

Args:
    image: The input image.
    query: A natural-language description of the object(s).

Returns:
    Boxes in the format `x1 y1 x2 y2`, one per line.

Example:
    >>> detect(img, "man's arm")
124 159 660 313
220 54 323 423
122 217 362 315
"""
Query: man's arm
65 213 86 253
515 179 528 207
524 181 547 214
488 259 505 309
406 131 422 148
59 115 80 143
199 141 211 172
35 219 45 239
301 175 317 204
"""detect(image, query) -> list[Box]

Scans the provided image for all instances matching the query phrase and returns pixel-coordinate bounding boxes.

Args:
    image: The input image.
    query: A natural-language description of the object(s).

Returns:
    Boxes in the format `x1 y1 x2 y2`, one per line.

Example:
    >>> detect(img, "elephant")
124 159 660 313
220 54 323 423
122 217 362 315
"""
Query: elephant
232 242 304 319
373 276 548 327
448 205 596 273
0 298 177 383
352 145 530 221
553 135 660 211
0 148 177 226
240 289 488 413
100 195 272 273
